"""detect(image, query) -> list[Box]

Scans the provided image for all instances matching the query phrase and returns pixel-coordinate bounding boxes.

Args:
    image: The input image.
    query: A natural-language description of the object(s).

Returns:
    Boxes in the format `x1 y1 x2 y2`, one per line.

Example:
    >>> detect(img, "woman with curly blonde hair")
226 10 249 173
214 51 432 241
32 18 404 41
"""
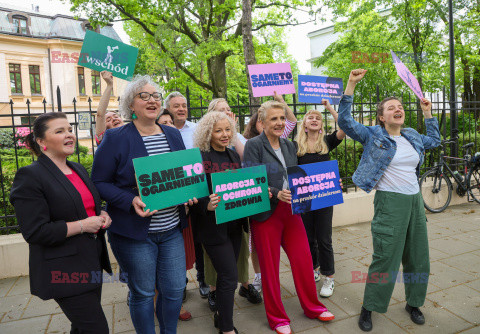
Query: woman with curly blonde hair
191 112 245 334
294 100 346 298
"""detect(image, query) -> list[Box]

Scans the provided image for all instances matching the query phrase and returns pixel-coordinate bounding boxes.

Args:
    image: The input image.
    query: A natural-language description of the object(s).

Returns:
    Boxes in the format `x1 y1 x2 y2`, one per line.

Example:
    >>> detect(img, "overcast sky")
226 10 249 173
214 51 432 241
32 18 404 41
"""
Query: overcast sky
9 0 331 73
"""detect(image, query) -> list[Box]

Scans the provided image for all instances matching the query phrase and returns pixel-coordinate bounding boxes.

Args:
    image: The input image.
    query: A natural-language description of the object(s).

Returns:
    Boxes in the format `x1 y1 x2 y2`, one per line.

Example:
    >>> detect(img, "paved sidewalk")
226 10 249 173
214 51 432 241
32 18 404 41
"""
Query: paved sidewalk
0 202 479 333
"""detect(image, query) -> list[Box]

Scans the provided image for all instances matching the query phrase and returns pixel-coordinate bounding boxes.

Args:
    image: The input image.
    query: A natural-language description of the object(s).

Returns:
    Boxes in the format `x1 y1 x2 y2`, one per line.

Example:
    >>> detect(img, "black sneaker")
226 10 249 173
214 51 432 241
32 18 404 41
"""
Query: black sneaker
358 307 372 331
208 290 217 311
199 280 209 298
405 304 425 325
239 284 262 304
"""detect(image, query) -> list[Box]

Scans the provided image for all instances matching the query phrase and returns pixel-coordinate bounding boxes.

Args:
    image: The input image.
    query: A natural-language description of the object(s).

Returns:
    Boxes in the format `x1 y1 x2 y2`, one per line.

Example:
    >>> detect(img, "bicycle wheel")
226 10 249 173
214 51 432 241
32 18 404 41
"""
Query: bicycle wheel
467 165 480 204
419 169 452 213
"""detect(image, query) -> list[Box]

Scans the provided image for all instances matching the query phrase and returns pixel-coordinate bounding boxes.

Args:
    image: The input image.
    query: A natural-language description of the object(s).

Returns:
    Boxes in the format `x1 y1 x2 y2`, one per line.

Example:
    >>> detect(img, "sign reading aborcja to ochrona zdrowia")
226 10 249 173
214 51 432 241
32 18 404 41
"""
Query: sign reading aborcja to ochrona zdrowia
133 148 210 211
211 165 270 224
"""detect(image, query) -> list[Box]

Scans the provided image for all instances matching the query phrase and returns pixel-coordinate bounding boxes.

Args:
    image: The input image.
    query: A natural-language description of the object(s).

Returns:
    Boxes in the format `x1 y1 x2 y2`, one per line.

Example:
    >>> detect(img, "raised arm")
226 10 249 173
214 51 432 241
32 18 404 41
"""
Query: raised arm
322 99 346 140
419 98 441 149
96 71 114 138
337 69 371 145
274 91 297 138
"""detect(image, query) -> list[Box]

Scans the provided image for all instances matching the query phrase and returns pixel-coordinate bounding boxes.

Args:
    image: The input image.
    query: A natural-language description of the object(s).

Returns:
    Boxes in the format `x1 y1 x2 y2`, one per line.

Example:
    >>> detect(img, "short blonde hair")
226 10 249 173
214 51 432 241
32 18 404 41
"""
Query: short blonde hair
257 100 286 121
207 98 228 113
193 112 237 152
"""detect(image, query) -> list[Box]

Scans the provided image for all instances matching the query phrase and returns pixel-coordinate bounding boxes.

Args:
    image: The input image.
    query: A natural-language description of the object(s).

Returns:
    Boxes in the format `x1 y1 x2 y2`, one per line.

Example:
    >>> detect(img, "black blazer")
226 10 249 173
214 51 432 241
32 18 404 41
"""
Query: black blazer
10 154 111 300
243 132 298 222
191 148 246 245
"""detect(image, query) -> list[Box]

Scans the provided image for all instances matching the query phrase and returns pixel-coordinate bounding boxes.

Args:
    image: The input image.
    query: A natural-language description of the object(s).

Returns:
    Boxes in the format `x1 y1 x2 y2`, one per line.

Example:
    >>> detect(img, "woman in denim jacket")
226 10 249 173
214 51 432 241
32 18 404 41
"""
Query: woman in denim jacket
337 69 441 332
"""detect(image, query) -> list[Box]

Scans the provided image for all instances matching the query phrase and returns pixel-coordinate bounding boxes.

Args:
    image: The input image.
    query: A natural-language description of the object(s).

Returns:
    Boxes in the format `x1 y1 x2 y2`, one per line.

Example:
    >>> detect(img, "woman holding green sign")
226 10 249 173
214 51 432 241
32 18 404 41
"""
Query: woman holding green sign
91 75 195 334
191 111 246 334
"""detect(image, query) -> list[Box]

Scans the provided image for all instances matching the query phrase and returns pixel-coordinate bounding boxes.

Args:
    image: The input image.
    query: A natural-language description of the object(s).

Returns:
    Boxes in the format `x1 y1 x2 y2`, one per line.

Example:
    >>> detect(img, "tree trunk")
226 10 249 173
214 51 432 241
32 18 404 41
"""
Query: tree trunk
472 49 480 125
242 0 261 110
207 54 228 98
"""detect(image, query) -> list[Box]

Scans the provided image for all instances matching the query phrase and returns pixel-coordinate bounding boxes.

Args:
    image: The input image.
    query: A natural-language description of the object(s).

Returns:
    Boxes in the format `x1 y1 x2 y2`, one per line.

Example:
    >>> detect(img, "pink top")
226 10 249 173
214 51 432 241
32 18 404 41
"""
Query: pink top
280 119 296 139
65 170 96 217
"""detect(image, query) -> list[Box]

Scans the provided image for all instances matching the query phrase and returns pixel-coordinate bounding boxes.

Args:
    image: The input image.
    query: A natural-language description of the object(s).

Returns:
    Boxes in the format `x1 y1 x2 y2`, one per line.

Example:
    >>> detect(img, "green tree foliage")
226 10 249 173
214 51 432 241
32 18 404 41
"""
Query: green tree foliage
69 0 318 98
315 0 446 98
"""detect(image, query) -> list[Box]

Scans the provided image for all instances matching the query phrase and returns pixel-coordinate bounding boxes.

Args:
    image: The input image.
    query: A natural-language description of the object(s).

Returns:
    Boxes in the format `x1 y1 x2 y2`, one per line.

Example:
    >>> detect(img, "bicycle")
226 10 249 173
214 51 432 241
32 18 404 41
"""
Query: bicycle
419 139 480 213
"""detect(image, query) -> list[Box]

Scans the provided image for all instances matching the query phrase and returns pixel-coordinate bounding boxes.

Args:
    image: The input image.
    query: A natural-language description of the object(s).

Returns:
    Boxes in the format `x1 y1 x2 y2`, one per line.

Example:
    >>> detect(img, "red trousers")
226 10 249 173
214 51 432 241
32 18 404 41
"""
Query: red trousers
251 201 328 330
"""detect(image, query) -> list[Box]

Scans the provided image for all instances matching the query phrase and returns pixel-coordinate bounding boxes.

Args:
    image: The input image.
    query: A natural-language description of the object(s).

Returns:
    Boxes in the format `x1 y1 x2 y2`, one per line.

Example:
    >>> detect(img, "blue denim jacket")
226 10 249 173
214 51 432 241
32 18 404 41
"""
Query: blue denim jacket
338 94 441 193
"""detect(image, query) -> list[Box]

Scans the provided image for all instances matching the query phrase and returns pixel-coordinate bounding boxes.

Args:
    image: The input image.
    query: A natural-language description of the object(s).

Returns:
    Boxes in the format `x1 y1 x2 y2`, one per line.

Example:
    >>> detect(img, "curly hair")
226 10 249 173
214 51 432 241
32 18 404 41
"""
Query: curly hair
295 110 328 156
193 111 237 152
119 75 161 120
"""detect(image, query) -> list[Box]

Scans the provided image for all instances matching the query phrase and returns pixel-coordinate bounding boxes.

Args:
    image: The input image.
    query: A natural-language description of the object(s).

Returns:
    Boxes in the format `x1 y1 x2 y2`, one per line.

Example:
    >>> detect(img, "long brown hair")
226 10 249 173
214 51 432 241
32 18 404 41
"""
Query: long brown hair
243 112 261 139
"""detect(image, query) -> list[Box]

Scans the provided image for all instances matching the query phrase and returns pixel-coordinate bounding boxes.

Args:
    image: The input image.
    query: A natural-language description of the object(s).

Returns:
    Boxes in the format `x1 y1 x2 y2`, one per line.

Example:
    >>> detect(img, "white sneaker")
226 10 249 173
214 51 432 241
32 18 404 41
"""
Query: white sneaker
314 270 321 282
252 275 262 292
320 277 334 297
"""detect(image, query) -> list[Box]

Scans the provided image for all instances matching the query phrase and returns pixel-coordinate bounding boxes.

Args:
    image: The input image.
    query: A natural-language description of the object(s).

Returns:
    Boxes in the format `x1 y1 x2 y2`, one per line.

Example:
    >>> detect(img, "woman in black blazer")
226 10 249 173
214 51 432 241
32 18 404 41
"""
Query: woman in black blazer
191 111 246 334
10 112 112 333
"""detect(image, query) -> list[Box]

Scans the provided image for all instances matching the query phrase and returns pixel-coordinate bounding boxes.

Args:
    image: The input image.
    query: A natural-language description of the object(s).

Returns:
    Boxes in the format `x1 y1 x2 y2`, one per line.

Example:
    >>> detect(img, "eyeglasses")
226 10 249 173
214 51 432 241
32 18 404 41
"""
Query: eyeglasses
136 92 162 101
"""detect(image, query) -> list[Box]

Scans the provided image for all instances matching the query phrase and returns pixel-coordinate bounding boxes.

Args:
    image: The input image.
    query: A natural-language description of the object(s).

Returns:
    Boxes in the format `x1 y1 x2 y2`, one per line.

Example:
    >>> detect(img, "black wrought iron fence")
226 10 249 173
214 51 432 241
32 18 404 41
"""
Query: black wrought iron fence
0 86 478 234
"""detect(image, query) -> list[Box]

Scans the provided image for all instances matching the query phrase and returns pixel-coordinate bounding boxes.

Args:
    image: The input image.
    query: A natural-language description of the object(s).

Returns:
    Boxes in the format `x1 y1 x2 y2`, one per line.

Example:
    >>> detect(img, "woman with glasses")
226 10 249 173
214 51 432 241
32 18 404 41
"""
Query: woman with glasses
92 76 196 334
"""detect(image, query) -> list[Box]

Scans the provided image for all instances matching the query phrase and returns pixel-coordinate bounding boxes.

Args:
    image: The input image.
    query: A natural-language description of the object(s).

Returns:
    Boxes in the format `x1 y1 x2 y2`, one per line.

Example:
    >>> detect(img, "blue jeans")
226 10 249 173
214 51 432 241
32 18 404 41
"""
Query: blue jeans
108 226 186 334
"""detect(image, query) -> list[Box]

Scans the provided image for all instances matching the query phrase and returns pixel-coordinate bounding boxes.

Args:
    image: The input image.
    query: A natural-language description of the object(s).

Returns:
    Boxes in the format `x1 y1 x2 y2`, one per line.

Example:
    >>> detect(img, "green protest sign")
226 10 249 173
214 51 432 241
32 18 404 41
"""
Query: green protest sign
133 148 209 211
211 165 270 224
78 30 138 81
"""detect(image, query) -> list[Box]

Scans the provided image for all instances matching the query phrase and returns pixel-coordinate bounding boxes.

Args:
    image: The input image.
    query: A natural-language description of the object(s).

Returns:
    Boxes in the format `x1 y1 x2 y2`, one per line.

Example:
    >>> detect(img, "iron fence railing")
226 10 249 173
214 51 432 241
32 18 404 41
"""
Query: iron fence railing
0 86 478 234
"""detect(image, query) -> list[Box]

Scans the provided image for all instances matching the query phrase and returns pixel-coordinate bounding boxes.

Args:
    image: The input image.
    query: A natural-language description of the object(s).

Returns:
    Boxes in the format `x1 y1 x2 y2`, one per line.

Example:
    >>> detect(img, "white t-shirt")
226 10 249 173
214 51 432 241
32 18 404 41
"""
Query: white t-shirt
375 135 420 195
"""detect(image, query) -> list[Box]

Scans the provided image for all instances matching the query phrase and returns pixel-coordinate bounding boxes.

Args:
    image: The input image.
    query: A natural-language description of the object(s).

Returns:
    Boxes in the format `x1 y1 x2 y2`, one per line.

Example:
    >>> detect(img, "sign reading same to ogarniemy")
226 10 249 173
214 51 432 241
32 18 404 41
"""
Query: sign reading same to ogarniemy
287 160 344 215
247 63 296 97
211 165 270 224
133 148 210 211
78 30 138 81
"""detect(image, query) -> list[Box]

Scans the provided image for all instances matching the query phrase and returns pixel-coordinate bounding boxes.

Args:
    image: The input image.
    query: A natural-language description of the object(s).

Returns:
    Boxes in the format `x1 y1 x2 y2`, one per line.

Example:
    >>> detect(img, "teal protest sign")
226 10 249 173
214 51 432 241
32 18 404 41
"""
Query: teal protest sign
211 165 270 224
78 30 138 81
133 148 209 211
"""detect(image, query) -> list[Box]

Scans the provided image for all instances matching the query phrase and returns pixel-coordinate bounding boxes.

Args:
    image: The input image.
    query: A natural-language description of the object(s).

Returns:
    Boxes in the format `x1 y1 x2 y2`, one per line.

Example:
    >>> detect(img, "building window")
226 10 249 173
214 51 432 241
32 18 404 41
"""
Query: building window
21 116 37 125
92 70 101 95
9 64 22 94
29 65 41 95
12 15 28 34
78 67 85 95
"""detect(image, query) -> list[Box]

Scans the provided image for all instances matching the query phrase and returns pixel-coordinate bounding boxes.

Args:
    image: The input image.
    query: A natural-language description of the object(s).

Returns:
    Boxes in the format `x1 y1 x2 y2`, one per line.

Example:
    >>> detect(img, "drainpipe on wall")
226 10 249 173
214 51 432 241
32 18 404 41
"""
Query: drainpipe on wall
47 48 54 112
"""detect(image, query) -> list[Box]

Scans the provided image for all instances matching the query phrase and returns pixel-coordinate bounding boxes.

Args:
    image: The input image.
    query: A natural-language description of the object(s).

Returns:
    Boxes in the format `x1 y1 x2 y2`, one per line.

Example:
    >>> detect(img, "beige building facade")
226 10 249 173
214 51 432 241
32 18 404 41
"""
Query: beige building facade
0 5 127 145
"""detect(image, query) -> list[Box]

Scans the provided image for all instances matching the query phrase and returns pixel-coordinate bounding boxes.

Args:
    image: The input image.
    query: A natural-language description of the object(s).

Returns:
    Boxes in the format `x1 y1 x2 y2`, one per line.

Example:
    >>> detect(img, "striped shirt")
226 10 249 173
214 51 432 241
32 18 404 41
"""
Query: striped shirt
142 133 180 233
281 119 296 139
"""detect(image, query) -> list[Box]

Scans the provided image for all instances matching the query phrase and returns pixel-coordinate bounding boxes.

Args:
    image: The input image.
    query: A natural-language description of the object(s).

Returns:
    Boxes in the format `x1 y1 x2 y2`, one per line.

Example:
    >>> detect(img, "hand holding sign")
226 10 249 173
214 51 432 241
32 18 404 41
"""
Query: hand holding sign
132 196 158 217
207 194 221 211
420 98 433 118
277 189 292 204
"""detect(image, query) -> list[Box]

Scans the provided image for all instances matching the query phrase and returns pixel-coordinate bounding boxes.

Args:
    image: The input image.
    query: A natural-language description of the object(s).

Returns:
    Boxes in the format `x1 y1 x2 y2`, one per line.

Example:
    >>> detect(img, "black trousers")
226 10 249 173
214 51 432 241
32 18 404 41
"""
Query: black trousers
301 206 335 276
55 286 108 334
203 230 242 332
